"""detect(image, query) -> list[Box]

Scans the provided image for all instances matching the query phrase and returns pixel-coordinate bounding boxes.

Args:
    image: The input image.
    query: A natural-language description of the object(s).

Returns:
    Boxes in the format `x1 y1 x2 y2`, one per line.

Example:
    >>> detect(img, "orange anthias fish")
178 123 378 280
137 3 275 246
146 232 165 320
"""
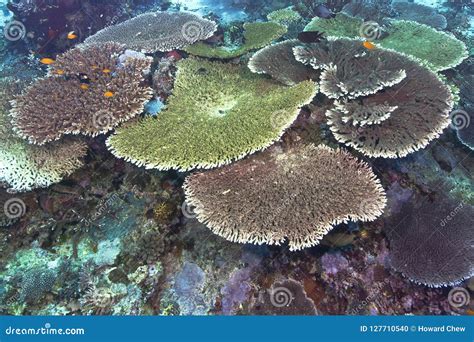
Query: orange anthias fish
363 41 376 50
102 68 112 74
80 84 89 90
55 69 65 75
67 31 78 40
40 58 55 65
104 91 114 98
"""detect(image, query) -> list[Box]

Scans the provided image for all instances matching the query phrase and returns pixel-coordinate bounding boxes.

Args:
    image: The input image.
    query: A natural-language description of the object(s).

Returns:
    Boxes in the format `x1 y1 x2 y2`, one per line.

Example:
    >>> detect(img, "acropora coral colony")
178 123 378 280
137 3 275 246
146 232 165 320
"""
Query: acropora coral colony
0 7 471 289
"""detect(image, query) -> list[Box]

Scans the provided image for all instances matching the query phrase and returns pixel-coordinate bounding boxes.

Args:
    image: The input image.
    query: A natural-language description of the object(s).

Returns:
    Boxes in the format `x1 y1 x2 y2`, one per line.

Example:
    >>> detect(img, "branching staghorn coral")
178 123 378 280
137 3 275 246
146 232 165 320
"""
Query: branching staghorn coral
84 11 217 53
295 38 453 158
184 22 287 59
305 13 467 71
384 193 474 287
10 43 153 145
107 58 316 171
294 38 407 99
248 40 320 86
0 79 87 192
183 144 386 251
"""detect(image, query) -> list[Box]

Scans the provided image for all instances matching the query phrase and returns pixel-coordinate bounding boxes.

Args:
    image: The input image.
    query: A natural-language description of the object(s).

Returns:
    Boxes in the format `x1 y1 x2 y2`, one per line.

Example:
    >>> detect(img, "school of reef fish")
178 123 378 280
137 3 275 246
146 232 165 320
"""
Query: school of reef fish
0 0 473 316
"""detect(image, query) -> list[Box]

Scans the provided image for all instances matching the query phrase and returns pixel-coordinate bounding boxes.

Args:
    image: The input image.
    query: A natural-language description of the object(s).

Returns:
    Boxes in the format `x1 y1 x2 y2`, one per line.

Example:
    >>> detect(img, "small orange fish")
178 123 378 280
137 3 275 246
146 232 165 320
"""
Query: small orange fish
40 58 55 65
67 31 77 40
102 68 112 73
104 91 114 98
80 84 89 90
55 69 65 75
363 41 376 50
91 65 99 70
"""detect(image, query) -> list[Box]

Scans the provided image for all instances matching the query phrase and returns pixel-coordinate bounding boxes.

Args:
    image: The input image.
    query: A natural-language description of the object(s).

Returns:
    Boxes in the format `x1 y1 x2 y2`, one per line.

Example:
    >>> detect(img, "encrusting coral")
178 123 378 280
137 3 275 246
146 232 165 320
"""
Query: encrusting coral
84 11 217 53
183 144 387 251
305 13 467 72
0 79 87 192
295 38 453 158
184 22 287 59
248 40 320 86
10 43 153 145
384 193 474 287
107 58 317 171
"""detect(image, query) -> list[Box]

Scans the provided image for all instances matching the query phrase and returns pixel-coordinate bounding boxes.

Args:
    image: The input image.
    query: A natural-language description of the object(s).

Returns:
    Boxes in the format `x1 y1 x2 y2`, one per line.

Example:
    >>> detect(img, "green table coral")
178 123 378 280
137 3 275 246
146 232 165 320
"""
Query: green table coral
184 22 287 59
305 13 467 71
107 58 317 171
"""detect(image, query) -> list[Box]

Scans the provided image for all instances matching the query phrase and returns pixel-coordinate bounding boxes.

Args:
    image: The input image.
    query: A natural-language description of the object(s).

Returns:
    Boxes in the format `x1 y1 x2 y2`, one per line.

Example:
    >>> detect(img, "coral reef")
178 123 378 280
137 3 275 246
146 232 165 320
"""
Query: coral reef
294 38 407 99
184 144 386 251
305 13 468 71
184 22 287 59
341 0 395 23
455 108 473 150
392 2 447 30
10 43 153 145
251 279 317 315
107 58 316 171
84 11 217 53
295 38 453 158
384 192 474 287
152 54 179 99
248 40 319 86
0 79 87 192
267 7 303 27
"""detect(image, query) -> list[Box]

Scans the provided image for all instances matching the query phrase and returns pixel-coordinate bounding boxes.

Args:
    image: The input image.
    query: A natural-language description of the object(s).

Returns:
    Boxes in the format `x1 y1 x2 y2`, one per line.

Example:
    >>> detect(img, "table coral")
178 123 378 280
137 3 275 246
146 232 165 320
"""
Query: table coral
305 13 468 72
10 43 153 145
184 22 287 59
84 11 217 53
0 80 87 192
248 39 320 86
107 58 316 171
384 192 474 287
295 38 453 158
184 144 386 251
